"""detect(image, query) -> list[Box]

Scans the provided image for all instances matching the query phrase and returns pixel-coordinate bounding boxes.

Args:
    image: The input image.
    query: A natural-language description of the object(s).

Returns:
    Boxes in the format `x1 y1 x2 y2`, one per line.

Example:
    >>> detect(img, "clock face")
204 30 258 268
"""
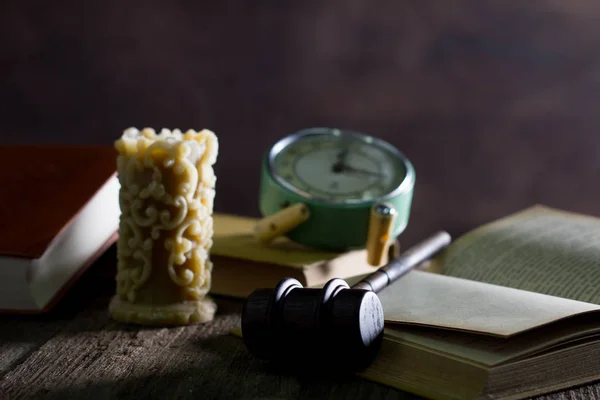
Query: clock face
270 131 409 203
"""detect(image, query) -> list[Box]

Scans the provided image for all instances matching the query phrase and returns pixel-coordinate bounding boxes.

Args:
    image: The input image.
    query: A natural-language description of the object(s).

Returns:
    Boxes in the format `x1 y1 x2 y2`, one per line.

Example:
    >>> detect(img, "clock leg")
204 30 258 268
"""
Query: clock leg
366 203 397 266
254 203 310 244
388 238 401 260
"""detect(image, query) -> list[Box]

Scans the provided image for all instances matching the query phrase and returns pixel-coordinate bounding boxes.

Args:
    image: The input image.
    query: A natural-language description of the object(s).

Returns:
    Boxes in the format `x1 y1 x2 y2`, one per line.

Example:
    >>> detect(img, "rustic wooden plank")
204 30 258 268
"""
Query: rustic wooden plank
1 286 600 400
0 299 412 400
536 386 600 400
0 262 114 381
0 318 64 379
0 241 598 400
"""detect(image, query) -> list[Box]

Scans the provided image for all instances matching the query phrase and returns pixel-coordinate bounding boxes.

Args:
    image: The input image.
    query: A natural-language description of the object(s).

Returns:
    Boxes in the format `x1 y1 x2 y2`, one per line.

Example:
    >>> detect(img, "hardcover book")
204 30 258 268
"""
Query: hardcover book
0 145 120 313
209 213 383 299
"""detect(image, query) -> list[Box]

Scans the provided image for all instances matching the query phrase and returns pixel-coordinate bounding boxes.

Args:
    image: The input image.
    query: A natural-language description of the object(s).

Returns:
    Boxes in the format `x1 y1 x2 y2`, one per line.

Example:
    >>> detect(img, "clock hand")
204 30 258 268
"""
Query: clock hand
337 147 349 164
343 165 386 177
332 148 350 173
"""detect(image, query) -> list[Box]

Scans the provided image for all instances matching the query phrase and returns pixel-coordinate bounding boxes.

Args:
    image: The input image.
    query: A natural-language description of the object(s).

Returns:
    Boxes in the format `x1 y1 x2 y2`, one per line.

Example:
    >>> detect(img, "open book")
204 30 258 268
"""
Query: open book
358 205 600 399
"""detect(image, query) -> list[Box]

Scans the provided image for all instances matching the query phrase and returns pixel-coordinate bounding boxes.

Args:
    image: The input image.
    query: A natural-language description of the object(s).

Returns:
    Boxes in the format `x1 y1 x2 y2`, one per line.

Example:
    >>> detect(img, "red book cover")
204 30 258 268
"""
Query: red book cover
0 145 120 313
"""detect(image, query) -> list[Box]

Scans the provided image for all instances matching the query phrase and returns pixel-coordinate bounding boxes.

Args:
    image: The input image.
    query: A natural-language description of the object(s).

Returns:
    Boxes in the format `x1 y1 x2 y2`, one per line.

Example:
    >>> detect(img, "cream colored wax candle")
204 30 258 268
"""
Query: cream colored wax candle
109 127 219 326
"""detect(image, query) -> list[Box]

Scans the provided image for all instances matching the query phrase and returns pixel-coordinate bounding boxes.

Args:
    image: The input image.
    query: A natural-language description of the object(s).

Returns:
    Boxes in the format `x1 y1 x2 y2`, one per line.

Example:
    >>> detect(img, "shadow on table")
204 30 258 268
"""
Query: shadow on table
0 303 243 347
19 342 420 400
0 249 244 342
188 333 423 398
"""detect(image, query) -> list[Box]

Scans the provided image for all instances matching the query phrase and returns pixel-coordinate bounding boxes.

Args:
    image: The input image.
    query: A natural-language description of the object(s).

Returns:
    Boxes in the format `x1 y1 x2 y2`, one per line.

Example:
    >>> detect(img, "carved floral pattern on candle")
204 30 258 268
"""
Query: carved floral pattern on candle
114 127 218 304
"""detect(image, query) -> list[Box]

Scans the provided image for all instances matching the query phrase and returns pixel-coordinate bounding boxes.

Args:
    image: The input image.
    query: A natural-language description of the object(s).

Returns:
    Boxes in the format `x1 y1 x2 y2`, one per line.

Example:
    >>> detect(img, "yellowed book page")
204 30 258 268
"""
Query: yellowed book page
211 213 340 268
385 312 600 367
233 315 600 369
438 205 600 304
232 277 600 368
379 270 600 337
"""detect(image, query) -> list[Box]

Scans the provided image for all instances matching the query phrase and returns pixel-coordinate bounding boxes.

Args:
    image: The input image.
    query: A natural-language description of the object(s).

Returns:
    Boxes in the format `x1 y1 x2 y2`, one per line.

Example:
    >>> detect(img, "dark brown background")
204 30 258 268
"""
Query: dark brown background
3 0 600 245
2 1 600 399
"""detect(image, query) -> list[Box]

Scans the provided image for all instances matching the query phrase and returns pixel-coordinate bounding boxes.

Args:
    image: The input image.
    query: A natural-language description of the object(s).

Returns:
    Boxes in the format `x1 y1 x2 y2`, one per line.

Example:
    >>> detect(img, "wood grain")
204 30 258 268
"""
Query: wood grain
0 256 599 400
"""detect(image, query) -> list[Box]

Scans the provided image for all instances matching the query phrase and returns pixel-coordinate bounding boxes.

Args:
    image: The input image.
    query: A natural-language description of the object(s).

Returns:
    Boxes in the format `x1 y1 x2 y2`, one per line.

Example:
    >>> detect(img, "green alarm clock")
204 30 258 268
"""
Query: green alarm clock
258 127 415 252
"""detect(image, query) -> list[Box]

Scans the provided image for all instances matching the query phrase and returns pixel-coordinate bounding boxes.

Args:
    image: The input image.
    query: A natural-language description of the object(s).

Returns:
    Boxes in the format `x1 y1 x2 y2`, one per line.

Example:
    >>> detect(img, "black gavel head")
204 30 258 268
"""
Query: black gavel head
241 277 385 372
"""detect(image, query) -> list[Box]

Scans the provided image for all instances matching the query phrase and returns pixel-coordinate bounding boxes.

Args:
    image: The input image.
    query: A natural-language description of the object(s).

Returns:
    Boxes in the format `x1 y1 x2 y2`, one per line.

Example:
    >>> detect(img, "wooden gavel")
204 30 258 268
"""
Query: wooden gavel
241 230 451 371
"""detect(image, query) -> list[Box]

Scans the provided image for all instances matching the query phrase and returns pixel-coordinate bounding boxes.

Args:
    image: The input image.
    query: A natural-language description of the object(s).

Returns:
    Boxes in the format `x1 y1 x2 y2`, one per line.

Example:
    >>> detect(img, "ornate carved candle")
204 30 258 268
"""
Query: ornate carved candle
109 127 219 326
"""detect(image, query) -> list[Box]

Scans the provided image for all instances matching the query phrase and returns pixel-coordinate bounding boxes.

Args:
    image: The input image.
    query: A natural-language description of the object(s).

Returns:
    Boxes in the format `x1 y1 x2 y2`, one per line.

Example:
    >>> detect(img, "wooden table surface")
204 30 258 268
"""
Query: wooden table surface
0 247 599 400
4 0 600 398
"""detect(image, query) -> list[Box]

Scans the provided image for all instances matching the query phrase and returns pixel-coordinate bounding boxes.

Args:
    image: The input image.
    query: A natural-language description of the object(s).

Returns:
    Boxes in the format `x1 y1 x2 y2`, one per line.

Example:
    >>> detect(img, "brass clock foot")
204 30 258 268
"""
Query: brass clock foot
254 203 310 244
366 203 397 266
